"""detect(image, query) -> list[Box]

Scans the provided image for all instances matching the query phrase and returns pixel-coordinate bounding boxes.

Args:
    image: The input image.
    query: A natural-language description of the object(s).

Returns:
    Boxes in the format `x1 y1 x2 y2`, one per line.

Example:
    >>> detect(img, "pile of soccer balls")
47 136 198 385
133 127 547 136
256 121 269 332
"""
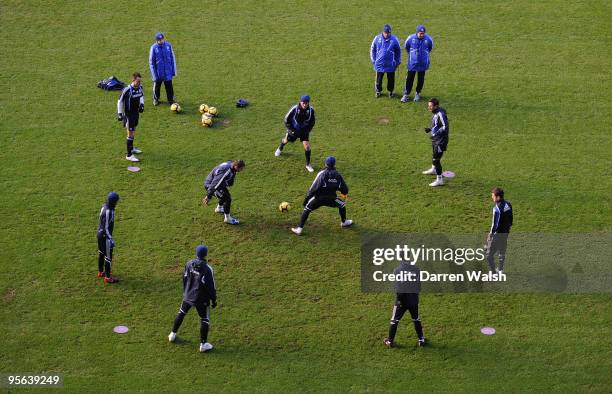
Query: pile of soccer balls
199 104 219 127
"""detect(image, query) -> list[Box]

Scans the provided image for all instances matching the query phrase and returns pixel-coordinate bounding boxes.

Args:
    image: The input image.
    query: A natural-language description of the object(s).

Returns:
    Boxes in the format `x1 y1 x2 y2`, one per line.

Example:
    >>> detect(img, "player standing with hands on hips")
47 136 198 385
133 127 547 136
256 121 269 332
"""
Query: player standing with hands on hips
275 95 316 173
168 245 217 353
423 98 449 187
97 192 120 283
117 72 144 162
291 156 353 235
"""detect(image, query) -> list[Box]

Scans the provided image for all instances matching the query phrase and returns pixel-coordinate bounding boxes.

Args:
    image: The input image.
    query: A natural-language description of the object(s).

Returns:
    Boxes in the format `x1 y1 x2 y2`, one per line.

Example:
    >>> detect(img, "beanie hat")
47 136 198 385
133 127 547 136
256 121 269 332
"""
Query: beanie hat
196 245 208 259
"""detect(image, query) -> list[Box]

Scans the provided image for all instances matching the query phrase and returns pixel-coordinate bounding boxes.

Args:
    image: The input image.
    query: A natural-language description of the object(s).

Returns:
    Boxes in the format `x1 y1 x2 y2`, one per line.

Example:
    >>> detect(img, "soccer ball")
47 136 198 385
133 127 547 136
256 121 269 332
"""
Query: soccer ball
207 106 218 116
201 115 213 127
279 201 291 212
170 103 182 113
199 104 209 114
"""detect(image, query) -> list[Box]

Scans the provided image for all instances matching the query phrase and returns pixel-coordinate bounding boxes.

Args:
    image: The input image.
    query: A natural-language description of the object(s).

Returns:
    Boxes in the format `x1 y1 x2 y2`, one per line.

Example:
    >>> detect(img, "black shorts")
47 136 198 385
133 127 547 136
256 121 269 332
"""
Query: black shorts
304 196 345 211
391 293 420 322
432 143 446 158
180 300 210 319
123 113 139 131
286 129 309 142
207 187 231 203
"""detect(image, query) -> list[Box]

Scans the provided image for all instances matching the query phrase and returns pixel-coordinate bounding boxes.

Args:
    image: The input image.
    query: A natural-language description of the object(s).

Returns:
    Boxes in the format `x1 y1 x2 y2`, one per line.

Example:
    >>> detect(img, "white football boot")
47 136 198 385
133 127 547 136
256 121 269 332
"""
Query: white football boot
305 164 314 173
422 166 436 175
214 204 224 213
131 147 142 154
168 332 176 342
275 148 282 157
126 155 140 162
429 177 444 187
291 227 303 235
400 94 410 103
413 93 421 102
199 342 213 353
341 219 354 228
224 215 239 225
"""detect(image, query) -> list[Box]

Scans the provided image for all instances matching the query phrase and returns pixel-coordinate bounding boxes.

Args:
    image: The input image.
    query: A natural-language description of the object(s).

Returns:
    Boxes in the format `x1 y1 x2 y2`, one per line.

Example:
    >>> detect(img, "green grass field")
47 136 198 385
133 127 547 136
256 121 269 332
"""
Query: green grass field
1 0 611 392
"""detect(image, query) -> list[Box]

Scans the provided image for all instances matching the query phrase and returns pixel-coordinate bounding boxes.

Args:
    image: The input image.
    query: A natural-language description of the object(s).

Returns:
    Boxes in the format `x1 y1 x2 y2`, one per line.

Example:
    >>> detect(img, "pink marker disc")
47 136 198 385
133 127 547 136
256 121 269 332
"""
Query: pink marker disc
113 325 129 334
442 171 455 178
127 166 141 172
480 327 496 335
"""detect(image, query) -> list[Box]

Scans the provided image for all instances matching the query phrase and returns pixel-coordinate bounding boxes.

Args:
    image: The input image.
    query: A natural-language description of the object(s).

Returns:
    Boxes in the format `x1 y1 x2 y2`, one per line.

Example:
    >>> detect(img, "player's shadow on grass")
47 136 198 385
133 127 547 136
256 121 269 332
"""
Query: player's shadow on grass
391 340 446 351
169 337 193 346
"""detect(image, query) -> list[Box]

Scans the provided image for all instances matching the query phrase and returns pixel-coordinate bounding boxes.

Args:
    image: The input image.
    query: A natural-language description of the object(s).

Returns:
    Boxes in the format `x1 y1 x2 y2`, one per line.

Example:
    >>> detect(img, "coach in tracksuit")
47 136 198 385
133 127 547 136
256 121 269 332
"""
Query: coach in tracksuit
168 245 217 353
291 156 353 235
97 192 119 283
117 72 144 162
486 187 513 273
422 98 449 187
275 95 316 173
370 24 401 98
149 32 177 106
202 160 245 225
384 261 426 348
401 25 434 103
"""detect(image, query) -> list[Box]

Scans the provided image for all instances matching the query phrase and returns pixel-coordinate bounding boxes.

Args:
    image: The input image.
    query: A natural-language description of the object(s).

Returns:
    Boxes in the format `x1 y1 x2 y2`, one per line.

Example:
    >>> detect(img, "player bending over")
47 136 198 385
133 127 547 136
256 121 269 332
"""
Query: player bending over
202 160 245 225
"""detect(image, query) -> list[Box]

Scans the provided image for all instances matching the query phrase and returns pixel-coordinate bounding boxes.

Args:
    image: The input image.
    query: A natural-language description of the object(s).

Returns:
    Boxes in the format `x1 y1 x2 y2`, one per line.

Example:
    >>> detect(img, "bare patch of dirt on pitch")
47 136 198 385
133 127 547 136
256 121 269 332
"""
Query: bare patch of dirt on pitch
377 117 391 125
3 288 16 303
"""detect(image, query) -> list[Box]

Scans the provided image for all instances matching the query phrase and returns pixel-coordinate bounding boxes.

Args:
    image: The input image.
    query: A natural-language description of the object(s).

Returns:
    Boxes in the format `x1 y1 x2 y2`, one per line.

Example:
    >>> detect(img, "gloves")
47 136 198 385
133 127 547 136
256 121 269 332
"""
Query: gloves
211 300 217 308
424 127 431 133
139 104 144 113
117 114 123 121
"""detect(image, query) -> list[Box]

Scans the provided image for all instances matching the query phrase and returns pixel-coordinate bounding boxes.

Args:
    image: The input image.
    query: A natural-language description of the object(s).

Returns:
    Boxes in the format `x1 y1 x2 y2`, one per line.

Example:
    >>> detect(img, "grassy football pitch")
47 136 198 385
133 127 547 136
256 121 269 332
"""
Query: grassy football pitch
1 0 610 392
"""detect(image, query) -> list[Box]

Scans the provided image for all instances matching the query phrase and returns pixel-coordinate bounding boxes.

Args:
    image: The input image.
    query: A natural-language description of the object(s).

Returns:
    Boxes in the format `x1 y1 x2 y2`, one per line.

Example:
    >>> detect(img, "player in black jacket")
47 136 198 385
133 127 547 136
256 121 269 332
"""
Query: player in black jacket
486 187 513 273
275 95 316 173
168 245 217 353
117 72 145 162
97 192 120 283
291 156 353 235
422 98 449 187
383 261 426 348
202 160 245 225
